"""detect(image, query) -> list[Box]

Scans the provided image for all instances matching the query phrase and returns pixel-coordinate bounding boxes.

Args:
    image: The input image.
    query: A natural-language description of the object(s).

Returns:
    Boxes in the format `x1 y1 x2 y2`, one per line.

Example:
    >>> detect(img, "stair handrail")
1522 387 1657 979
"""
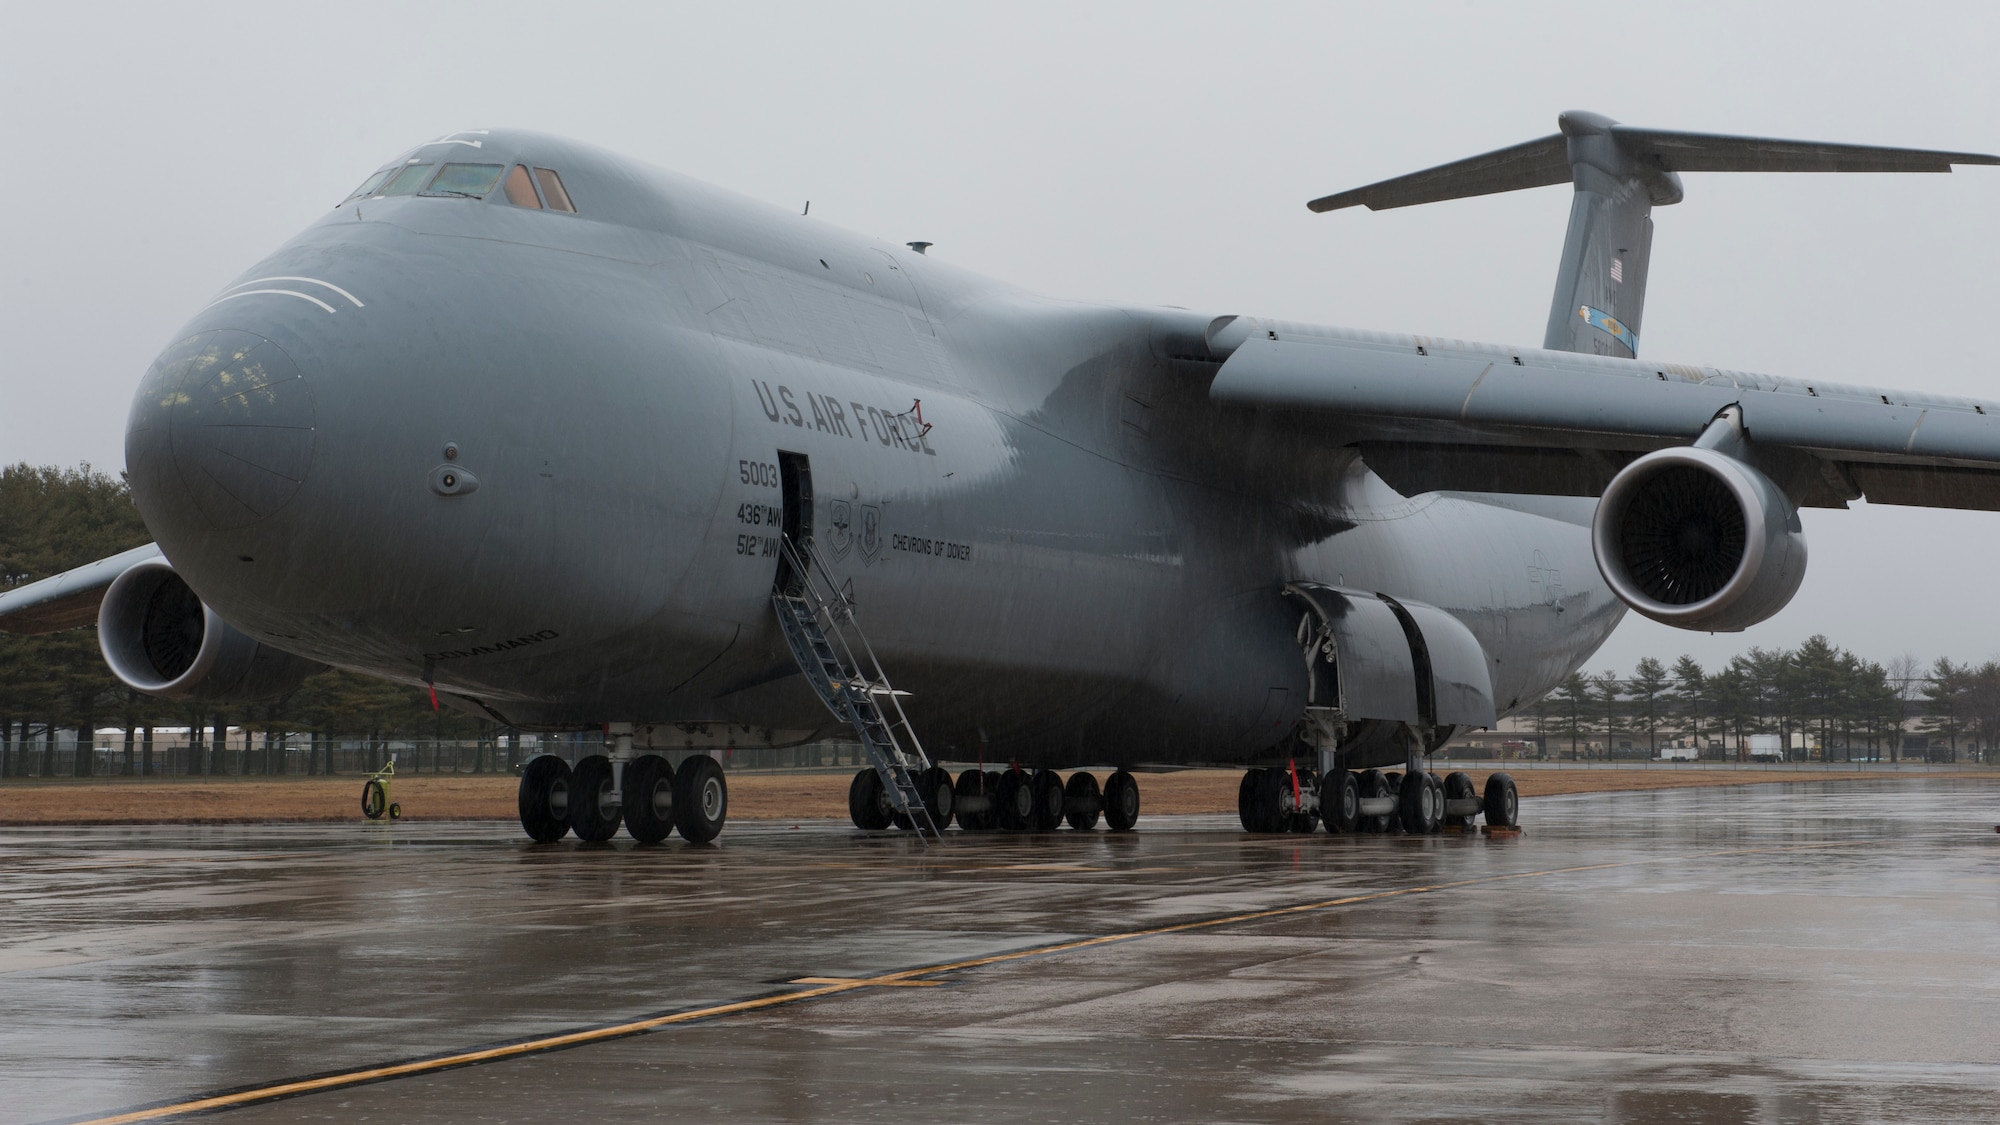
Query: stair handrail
773 534 941 836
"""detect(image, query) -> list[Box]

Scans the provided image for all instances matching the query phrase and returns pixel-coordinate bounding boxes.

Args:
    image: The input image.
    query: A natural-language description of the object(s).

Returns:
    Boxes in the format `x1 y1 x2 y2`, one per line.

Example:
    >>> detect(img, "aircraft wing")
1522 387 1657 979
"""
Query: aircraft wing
0 543 163 634
1205 320 2000 510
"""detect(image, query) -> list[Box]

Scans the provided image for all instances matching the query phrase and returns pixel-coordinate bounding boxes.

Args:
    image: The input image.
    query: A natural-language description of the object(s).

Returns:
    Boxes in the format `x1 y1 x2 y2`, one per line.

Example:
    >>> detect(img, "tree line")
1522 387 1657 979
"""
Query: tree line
1527 639 2000 763
1 464 494 776
4 463 1996 775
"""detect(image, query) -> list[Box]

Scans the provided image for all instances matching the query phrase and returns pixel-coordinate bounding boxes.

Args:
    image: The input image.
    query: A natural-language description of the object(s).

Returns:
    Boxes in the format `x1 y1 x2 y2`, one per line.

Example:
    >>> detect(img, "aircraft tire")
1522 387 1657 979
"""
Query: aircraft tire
569 755 623 843
1397 769 1443 835
994 768 1033 831
848 768 892 830
622 755 676 844
1442 771 1477 829
1245 768 1285 833
955 769 995 831
1321 769 1360 834
1063 771 1101 831
1357 769 1391 834
674 755 728 844
1236 769 1259 831
918 765 956 830
517 755 573 843
1104 769 1140 832
1030 770 1065 831
1483 771 1520 828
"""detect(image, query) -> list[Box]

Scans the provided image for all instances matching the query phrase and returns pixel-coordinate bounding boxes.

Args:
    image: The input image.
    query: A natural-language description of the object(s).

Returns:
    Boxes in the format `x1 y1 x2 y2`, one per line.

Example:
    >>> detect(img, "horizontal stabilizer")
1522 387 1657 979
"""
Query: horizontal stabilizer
1604 127 2000 175
1309 114 2000 212
1307 135 1570 212
1309 111 1999 361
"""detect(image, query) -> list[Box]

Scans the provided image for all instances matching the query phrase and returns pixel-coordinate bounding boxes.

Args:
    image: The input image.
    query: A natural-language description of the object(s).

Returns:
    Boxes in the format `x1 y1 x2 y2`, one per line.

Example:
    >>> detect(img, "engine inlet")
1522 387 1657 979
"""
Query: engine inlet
1617 465 1748 605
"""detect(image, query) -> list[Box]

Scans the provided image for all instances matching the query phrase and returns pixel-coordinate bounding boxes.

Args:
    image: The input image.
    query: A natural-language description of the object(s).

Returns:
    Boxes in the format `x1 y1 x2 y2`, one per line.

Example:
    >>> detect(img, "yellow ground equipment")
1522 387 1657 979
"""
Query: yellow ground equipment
361 758 401 820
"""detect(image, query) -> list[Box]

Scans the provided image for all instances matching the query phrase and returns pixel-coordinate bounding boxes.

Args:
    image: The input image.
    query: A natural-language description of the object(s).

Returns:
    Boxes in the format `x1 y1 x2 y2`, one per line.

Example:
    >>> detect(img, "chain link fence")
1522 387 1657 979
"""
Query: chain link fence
0 729 873 780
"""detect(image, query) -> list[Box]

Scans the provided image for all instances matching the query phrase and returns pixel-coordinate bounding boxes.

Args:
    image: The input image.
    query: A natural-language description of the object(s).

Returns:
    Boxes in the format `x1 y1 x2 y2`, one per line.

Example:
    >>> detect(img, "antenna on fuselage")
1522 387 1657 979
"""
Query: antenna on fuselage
906 241 931 255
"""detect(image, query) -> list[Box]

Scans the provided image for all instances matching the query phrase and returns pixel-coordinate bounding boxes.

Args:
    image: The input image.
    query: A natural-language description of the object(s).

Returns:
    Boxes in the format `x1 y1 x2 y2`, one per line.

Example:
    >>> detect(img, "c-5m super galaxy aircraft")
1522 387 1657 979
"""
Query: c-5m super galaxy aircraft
4 112 1996 844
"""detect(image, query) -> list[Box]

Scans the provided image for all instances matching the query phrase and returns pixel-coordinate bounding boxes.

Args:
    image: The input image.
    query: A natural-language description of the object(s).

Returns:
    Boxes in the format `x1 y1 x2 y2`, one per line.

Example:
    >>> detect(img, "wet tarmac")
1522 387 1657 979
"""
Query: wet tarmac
5 777 1997 1124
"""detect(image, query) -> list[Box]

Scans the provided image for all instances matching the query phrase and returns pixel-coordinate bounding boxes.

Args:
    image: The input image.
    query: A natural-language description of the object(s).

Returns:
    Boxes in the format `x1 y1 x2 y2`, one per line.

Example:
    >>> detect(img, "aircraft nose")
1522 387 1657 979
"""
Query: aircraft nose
125 329 316 532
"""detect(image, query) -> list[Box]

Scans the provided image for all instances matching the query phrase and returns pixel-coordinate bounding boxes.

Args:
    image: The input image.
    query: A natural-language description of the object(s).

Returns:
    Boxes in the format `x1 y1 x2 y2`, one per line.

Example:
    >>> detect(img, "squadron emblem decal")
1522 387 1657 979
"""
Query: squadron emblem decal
827 500 853 561
859 504 882 566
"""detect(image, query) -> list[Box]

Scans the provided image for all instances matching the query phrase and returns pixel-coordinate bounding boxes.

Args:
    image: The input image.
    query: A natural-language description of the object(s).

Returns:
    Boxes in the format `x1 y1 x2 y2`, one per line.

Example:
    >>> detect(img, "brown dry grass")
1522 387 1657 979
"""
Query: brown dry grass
0 766 1922 826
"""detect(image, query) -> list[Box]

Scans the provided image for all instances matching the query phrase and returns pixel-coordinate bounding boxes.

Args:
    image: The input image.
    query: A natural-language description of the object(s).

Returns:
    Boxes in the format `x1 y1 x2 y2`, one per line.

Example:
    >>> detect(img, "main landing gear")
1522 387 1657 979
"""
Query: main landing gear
1236 765 1519 836
848 767 1142 834
517 751 729 845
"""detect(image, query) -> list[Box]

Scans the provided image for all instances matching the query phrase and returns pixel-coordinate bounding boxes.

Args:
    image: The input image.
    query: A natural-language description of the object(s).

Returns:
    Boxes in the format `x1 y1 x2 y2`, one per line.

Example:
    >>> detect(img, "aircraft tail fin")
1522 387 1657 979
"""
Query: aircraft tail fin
1309 111 1999 359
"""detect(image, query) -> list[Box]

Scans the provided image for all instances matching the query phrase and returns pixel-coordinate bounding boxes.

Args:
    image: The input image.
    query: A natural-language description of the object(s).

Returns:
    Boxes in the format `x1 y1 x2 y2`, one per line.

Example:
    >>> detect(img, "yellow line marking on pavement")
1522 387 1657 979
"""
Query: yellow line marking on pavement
790 976 943 987
64 838 1866 1125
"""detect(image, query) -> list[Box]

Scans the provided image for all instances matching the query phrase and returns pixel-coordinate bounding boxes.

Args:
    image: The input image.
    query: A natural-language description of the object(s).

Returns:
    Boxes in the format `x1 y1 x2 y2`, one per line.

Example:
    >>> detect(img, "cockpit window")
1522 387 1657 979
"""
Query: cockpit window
533 168 576 213
502 165 541 208
343 170 391 203
379 163 436 196
422 163 505 198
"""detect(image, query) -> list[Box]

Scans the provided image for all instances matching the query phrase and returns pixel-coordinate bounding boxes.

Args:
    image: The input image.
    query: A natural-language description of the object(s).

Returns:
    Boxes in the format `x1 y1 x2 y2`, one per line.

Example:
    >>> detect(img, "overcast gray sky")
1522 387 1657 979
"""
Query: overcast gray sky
4 1 1997 677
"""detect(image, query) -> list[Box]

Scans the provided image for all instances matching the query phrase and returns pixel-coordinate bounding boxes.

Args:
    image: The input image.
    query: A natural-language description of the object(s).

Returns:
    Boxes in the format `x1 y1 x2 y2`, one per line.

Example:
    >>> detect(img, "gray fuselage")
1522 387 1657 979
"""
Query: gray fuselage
124 130 1622 768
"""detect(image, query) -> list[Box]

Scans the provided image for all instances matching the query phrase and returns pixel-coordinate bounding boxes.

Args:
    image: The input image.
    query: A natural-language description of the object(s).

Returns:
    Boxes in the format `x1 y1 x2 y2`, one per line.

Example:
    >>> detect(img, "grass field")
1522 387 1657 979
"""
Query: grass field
0 767 1916 826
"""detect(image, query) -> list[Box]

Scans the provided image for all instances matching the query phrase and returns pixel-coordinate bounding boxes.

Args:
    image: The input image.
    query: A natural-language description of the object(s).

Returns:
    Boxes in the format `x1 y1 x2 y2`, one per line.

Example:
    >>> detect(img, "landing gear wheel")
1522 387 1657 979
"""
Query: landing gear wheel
1241 768 1283 833
848 768 891 830
567 755 623 843
955 768 996 831
517 755 573 843
1104 769 1140 832
918 765 956 831
994 767 1034 831
1030 770 1065 831
362 779 387 820
1287 768 1320 834
673 755 728 844
622 755 676 844
1357 769 1391 834
1483 771 1520 828
1398 769 1442 835
1442 771 1477 829
1321 769 1360 834
1063 771 1101 831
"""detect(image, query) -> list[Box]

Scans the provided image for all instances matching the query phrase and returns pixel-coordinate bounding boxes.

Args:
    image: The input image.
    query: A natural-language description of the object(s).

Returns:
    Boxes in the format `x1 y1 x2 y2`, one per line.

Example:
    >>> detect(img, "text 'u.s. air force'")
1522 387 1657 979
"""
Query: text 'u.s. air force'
751 379 936 456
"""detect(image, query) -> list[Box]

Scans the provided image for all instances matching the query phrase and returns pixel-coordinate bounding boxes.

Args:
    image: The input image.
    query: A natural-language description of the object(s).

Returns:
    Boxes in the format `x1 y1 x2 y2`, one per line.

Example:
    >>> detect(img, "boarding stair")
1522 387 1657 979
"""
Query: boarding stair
771 535 943 839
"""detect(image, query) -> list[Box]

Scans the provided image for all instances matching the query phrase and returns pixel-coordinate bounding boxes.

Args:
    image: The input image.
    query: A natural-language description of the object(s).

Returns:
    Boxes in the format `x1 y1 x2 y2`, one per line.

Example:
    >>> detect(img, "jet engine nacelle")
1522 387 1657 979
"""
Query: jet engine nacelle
98 559 325 701
1591 445 1807 632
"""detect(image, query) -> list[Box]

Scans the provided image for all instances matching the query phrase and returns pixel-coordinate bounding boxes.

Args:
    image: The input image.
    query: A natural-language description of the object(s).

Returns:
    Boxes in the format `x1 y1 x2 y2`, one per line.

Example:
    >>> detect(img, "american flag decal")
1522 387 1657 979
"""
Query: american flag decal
1610 257 1624 283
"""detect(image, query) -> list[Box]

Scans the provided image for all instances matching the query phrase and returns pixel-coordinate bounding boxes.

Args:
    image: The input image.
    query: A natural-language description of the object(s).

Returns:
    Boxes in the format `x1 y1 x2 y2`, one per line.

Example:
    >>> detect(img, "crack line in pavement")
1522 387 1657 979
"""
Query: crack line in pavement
55 838 1871 1125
